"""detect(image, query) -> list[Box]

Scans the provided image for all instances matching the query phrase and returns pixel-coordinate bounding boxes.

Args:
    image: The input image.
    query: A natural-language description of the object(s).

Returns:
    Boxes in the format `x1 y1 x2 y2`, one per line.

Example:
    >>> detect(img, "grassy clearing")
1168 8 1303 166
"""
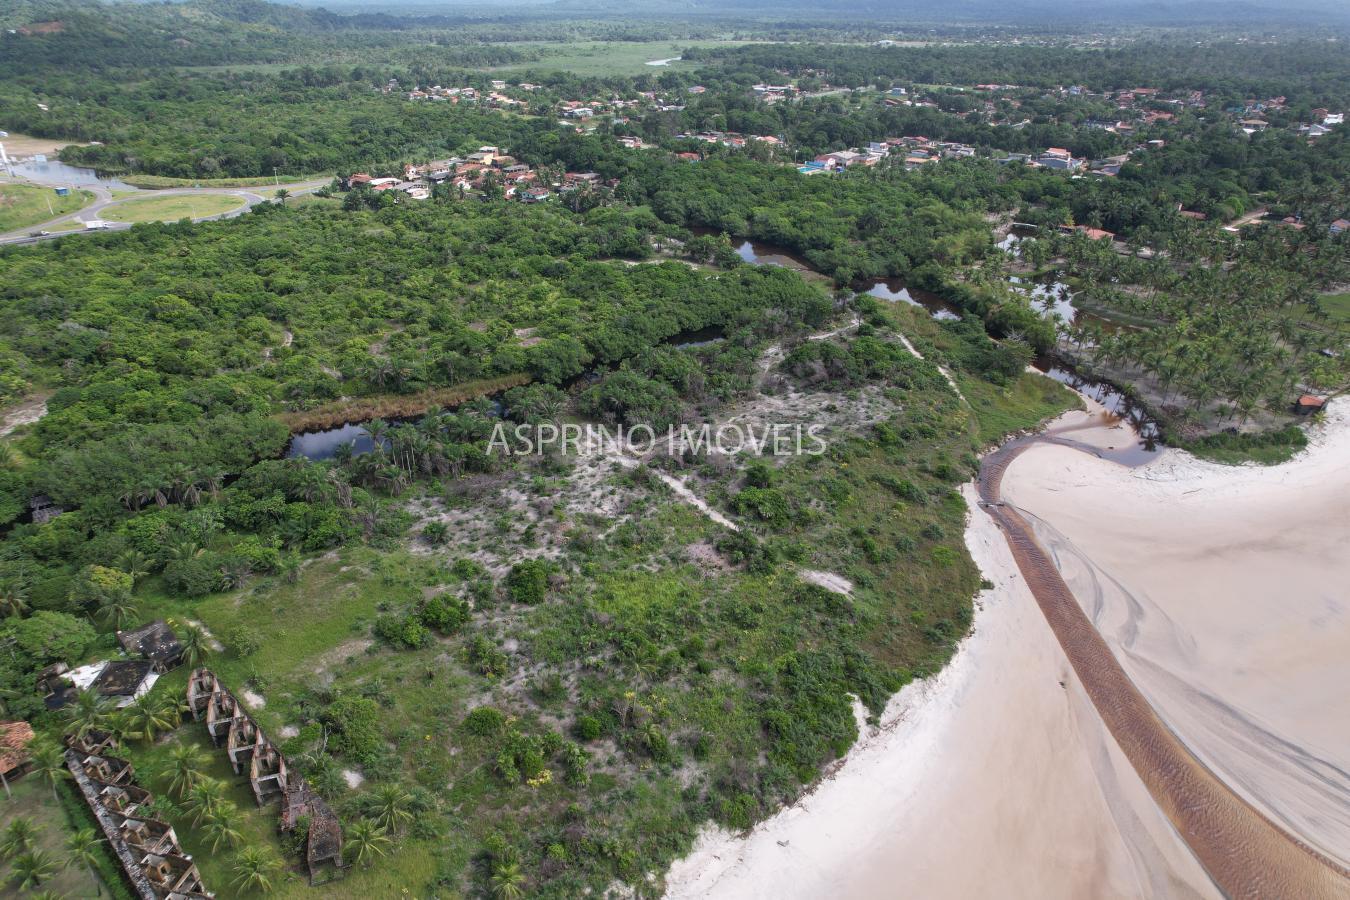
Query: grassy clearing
495 40 755 77
0 776 111 896
102 192 247 223
122 173 330 189
959 372 1080 446
1320 292 1350 325
0 182 92 232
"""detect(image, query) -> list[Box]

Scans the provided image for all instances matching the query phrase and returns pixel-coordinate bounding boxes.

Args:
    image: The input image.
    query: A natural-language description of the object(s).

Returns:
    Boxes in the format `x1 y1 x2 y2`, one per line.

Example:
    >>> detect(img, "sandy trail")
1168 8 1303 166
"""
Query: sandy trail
0 394 49 437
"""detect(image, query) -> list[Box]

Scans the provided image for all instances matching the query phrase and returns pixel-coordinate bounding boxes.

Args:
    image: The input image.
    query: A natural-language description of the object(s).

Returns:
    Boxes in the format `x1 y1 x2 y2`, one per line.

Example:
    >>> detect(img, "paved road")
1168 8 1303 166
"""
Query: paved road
0 175 331 246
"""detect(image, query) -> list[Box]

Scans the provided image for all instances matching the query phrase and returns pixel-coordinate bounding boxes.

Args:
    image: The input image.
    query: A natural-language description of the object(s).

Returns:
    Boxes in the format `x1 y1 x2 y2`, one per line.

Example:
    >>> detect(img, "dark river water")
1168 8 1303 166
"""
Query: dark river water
290 231 1161 461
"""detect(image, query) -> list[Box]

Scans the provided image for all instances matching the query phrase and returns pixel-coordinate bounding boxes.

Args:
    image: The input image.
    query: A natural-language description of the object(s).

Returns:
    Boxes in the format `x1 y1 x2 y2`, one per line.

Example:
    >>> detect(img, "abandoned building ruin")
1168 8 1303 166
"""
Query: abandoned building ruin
187 668 345 883
65 732 213 900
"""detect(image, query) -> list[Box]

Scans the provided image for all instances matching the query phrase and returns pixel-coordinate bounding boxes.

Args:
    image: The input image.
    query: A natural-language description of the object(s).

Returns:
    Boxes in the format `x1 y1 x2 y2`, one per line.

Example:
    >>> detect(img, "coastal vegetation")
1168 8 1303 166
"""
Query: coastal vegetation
0 0 1346 895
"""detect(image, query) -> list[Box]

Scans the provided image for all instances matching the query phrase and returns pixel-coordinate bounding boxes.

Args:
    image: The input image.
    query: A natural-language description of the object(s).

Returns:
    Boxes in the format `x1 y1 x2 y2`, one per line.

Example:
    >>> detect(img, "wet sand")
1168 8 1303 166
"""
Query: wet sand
665 399 1350 899
1001 401 1350 881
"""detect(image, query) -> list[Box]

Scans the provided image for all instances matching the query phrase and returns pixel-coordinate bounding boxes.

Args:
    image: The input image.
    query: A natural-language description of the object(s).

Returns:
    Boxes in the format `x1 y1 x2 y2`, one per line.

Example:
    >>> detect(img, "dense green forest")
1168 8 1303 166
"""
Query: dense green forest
0 2 1348 894
0 188 1060 897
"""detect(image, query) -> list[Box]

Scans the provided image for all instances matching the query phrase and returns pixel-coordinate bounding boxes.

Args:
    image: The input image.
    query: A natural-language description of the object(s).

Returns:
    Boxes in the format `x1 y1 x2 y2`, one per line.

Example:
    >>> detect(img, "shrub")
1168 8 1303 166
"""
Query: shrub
418 594 470 634
163 554 220 597
574 715 602 741
506 560 549 605
374 612 430 649
731 488 789 528
6 611 96 664
322 695 382 764
224 624 263 657
464 706 507 737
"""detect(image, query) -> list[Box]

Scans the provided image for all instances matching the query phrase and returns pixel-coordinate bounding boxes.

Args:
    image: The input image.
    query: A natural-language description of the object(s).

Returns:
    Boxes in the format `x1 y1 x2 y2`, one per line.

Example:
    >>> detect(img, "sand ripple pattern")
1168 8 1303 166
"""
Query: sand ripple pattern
979 437 1350 900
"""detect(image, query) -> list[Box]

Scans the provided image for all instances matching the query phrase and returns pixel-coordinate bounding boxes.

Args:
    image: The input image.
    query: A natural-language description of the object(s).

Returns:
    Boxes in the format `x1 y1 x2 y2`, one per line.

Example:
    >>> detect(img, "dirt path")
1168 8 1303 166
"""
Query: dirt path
977 438 1350 899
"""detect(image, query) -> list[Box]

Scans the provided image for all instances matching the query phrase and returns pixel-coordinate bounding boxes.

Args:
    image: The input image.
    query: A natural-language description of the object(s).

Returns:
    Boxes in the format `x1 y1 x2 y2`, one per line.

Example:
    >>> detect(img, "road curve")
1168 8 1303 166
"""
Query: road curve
978 436 1350 900
0 177 331 246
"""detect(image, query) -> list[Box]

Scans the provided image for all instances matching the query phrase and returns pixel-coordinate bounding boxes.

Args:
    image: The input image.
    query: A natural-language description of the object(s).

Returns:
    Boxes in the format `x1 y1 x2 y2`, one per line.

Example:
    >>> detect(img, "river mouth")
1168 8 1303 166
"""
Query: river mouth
1032 360 1162 466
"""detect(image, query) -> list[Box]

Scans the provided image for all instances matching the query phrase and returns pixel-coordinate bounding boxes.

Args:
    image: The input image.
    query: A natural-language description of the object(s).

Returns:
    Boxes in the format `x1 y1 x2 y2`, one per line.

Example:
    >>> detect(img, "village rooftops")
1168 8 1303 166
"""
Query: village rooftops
117 620 182 669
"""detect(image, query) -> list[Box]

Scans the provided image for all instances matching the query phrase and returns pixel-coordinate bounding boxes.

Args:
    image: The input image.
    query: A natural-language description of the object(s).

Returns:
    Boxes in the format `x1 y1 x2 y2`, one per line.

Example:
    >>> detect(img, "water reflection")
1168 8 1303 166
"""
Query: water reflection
1034 361 1162 466
286 423 377 461
863 279 962 320
6 158 133 191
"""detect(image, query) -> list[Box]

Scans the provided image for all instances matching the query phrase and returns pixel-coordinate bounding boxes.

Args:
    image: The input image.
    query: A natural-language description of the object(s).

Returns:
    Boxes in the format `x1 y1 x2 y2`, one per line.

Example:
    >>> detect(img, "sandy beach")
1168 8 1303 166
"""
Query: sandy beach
664 398 1349 899
1003 401 1350 871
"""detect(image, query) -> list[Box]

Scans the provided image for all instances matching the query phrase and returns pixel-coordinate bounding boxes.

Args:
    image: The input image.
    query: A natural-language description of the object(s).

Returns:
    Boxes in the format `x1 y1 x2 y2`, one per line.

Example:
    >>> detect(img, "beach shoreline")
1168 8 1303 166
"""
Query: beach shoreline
663 399 1348 899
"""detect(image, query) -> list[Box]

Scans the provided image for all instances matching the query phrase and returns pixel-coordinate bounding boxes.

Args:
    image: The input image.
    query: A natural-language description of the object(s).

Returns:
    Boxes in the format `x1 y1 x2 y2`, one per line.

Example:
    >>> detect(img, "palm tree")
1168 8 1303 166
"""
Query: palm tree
27 890 66 900
65 689 111 741
29 738 66 801
11 848 58 890
115 550 151 582
369 783 414 834
119 693 177 744
166 742 207 798
0 579 29 618
231 846 282 894
185 778 228 826
490 860 526 900
97 594 139 629
202 806 244 851
343 820 390 868
176 622 211 669
64 827 104 896
0 816 39 859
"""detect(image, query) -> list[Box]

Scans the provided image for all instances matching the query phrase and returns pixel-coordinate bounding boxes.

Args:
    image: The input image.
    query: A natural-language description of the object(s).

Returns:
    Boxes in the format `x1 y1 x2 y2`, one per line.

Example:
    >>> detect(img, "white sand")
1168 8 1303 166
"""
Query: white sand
1002 400 1350 868
665 399 1349 898
665 480 1217 900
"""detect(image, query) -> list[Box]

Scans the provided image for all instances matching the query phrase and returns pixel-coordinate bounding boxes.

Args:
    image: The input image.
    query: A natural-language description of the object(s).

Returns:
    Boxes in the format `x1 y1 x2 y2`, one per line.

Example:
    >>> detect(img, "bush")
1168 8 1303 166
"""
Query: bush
6 611 96 664
322 695 383 764
731 488 789 528
374 612 430 649
574 715 602 741
506 560 550 605
464 706 507 737
163 554 220 597
419 593 470 634
224 624 263 657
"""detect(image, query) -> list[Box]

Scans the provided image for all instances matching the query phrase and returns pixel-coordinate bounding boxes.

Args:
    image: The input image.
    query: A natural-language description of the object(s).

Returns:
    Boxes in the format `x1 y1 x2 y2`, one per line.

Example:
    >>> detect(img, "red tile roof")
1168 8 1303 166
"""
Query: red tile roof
0 722 35 775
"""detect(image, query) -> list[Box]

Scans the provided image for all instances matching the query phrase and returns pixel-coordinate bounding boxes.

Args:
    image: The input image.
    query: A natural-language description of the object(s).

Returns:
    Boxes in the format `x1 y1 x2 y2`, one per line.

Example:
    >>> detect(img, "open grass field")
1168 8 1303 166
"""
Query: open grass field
0 182 92 232
494 40 757 77
0 777 111 896
101 192 247 223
